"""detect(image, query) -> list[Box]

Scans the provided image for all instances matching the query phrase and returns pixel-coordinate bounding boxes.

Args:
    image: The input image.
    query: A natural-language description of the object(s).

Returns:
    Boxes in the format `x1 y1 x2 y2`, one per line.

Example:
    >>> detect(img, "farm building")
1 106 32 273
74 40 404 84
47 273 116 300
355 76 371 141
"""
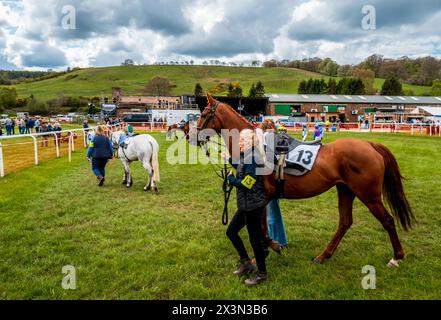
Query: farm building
266 94 441 123
104 88 201 125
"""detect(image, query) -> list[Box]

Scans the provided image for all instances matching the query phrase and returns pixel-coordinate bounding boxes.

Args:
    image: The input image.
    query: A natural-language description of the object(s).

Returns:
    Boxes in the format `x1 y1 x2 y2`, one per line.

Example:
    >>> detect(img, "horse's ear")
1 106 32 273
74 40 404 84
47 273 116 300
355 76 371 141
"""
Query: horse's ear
206 93 216 106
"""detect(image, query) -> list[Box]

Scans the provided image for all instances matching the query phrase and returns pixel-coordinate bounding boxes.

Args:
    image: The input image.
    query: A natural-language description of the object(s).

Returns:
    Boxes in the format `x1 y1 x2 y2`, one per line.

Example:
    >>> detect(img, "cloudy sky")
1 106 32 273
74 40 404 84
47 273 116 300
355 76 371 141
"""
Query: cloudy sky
0 0 440 70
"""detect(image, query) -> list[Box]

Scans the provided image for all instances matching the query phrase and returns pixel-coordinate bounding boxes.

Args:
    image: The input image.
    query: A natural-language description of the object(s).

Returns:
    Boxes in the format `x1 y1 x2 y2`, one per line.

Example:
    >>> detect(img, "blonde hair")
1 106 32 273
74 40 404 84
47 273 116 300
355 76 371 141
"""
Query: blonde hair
240 129 257 149
95 125 105 135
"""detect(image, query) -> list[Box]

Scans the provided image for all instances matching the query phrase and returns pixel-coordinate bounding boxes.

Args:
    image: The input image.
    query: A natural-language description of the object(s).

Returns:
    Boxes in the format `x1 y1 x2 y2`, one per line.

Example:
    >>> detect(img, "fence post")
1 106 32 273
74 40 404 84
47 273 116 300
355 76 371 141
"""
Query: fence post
32 136 38 166
83 129 88 148
0 141 4 177
52 132 60 157
69 131 75 152
68 134 72 162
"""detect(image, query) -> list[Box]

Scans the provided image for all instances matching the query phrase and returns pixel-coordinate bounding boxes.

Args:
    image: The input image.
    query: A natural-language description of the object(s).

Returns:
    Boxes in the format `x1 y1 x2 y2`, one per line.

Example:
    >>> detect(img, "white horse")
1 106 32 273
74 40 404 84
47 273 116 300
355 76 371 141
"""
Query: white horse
111 131 160 192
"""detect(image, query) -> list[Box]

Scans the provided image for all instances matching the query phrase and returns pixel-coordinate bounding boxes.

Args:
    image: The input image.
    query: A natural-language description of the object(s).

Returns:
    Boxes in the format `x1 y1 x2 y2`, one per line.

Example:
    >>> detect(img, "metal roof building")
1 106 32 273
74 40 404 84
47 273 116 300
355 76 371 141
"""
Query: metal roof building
266 94 441 105
265 94 441 123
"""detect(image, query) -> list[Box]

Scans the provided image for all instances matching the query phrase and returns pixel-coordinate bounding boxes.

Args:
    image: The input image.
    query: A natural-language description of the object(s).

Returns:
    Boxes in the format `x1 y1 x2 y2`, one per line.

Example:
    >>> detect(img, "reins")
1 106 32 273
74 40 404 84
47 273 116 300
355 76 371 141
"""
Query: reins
221 162 234 225
201 134 233 225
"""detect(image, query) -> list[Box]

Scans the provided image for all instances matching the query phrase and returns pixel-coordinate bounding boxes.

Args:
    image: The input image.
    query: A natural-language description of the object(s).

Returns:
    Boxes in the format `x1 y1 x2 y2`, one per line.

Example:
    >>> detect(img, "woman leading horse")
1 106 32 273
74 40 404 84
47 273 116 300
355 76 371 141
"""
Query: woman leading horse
193 94 414 268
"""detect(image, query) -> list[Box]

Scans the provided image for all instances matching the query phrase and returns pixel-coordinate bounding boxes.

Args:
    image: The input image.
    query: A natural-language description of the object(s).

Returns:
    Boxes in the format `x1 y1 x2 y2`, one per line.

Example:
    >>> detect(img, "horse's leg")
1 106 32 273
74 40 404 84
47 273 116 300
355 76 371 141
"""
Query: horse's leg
122 170 127 185
141 159 152 192
362 197 405 267
313 184 355 264
122 160 132 188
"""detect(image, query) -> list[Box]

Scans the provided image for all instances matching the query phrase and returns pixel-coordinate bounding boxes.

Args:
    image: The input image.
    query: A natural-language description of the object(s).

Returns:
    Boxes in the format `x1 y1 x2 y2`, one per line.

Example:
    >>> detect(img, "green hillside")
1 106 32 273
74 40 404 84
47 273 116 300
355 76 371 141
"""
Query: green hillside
6 65 431 101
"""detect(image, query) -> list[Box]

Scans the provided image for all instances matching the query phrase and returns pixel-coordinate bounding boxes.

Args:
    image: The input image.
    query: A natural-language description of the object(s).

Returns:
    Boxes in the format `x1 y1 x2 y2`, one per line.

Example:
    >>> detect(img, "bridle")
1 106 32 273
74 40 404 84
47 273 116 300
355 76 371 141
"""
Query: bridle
197 101 220 132
111 131 130 161
196 101 234 225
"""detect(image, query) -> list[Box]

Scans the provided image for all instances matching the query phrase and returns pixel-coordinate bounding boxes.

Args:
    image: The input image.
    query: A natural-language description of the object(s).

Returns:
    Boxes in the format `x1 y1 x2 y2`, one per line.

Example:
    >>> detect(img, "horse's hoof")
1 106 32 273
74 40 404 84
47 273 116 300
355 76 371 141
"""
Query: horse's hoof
126 184 131 188
122 181 127 185
312 256 326 264
144 186 151 192
154 187 159 194
387 258 401 268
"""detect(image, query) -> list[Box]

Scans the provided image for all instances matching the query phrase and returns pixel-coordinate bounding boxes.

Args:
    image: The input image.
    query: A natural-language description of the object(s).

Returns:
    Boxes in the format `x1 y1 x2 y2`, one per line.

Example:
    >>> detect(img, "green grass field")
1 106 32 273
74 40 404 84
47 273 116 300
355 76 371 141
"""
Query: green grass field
1 131 440 299
4 65 431 102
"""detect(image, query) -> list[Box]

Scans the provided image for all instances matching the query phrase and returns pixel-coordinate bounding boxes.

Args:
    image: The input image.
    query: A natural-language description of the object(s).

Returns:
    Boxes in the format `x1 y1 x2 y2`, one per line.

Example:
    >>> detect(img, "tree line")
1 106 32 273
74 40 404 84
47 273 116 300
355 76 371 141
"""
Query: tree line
263 55 441 88
194 81 265 98
0 68 80 85
298 77 404 96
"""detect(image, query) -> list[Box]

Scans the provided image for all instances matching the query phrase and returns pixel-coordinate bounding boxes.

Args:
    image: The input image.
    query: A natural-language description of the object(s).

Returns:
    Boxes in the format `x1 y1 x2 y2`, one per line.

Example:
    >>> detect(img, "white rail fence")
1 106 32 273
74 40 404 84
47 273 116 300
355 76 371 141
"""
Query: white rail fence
0 124 122 178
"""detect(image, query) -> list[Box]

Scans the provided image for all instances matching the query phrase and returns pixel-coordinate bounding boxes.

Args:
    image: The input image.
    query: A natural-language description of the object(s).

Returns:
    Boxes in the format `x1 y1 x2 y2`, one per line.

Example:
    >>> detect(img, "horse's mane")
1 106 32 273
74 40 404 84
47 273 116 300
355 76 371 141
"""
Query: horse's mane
212 100 254 129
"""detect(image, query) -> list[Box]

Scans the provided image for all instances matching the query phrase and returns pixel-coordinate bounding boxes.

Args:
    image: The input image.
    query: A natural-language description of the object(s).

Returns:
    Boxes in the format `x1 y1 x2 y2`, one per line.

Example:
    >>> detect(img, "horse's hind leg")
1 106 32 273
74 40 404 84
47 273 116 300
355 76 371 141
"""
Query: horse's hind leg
362 198 405 267
141 160 153 192
313 184 355 264
122 171 127 185
122 161 132 188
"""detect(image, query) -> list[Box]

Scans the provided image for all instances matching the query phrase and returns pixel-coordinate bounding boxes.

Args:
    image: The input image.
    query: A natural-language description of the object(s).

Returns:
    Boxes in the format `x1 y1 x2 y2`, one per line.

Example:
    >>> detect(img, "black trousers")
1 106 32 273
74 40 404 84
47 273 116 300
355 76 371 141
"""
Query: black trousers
226 206 267 273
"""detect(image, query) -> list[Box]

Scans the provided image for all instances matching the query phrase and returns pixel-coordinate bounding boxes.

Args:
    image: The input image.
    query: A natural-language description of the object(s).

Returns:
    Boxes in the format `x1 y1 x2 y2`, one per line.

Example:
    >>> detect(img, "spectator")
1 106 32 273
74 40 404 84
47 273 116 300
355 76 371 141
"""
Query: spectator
28 118 35 134
24 118 30 134
34 118 40 133
260 120 288 249
53 122 62 144
11 118 15 135
40 122 49 147
5 117 13 136
18 118 25 134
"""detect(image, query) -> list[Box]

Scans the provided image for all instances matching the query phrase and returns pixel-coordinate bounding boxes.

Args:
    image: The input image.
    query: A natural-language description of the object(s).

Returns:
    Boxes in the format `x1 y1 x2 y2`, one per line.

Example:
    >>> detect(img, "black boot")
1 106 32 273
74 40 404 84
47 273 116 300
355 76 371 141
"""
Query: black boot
245 272 268 286
233 258 257 276
98 176 105 186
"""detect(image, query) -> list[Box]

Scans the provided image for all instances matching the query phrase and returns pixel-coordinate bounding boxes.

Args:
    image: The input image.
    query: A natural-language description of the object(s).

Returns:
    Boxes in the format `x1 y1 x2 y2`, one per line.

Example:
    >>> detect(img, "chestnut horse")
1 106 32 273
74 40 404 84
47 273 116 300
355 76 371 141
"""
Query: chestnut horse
167 121 191 140
194 95 414 267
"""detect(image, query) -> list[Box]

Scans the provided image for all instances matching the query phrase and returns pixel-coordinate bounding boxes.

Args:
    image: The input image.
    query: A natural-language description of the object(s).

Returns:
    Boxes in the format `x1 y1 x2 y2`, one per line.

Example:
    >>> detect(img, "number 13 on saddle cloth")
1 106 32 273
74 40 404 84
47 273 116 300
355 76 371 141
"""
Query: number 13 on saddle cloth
274 144 321 177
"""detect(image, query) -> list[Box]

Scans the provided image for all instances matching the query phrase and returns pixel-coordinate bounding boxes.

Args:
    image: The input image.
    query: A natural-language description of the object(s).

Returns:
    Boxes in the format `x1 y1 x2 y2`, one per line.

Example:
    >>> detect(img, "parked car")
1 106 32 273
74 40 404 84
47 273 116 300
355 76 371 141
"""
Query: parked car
16 112 29 118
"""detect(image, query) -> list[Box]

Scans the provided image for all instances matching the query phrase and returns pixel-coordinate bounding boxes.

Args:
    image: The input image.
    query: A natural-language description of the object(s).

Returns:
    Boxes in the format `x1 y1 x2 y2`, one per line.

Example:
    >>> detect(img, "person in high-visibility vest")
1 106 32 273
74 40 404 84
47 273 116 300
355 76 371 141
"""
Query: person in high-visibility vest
86 125 114 186
221 129 268 286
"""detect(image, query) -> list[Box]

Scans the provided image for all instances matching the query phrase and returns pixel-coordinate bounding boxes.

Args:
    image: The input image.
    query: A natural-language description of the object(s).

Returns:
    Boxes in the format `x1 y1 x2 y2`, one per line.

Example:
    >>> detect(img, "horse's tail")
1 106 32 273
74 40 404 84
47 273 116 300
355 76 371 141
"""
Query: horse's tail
370 142 415 231
151 140 160 183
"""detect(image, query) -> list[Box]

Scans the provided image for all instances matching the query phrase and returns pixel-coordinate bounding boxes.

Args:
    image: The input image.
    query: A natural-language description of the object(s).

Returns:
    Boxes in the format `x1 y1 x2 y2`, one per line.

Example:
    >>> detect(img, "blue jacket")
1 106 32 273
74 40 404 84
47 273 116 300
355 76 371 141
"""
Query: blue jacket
87 134 114 159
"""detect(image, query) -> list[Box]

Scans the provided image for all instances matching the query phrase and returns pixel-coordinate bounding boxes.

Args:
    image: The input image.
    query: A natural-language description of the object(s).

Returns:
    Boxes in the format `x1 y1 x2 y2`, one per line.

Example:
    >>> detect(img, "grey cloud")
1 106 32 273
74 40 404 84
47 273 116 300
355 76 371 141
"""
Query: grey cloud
286 0 441 42
20 44 67 68
337 0 441 29
170 0 294 57
35 0 193 41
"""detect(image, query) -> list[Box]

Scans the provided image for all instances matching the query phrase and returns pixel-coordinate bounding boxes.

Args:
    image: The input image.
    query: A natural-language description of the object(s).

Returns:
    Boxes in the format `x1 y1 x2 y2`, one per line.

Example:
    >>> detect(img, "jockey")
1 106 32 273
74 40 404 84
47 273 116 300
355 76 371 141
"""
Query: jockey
313 123 322 141
178 119 186 129
302 123 308 142
319 122 325 140
86 129 96 145
119 124 135 148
